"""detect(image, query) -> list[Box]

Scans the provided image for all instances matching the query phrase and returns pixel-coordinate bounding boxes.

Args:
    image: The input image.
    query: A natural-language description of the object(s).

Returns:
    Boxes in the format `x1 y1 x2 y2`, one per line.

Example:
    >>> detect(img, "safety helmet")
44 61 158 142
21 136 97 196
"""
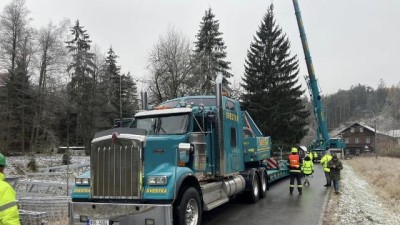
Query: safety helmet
291 147 298 153
0 152 6 167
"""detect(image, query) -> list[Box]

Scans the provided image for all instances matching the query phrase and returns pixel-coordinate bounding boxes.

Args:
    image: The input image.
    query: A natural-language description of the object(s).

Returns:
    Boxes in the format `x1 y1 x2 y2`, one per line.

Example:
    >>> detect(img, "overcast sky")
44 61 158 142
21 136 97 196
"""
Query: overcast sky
1 0 400 95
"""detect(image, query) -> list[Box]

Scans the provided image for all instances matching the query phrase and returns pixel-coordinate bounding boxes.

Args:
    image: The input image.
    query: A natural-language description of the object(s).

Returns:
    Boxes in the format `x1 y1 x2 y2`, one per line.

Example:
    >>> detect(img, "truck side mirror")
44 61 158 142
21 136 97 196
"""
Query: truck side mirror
178 143 191 163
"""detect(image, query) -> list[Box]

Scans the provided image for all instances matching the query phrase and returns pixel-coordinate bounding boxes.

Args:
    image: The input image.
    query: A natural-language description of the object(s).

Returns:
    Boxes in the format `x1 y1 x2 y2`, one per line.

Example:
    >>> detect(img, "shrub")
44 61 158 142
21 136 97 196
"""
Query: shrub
62 151 72 165
27 155 38 172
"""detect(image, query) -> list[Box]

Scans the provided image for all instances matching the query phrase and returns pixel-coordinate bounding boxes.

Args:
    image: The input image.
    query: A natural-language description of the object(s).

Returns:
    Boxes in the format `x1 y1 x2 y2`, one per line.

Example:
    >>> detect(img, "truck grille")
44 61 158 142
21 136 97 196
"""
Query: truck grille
91 139 141 199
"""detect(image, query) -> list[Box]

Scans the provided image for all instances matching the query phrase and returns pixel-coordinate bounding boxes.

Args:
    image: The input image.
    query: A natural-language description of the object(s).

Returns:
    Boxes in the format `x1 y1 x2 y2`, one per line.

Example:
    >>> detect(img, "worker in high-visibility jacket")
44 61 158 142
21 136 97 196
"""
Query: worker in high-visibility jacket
0 153 20 225
307 151 314 162
320 150 333 187
313 152 318 162
288 147 303 195
301 155 314 186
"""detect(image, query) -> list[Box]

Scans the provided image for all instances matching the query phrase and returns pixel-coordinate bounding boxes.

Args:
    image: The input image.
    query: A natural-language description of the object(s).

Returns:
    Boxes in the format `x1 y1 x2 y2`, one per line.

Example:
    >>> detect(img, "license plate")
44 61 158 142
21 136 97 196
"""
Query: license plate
89 219 110 225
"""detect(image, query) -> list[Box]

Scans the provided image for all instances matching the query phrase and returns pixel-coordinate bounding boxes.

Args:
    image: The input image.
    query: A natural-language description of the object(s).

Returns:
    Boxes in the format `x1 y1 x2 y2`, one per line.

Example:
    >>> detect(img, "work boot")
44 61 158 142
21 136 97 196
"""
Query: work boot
324 184 330 187
298 187 302 195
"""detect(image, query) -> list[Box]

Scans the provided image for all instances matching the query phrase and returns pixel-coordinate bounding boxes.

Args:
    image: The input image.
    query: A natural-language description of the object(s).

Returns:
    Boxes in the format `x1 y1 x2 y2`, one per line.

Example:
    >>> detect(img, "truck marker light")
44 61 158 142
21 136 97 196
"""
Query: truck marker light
178 160 185 167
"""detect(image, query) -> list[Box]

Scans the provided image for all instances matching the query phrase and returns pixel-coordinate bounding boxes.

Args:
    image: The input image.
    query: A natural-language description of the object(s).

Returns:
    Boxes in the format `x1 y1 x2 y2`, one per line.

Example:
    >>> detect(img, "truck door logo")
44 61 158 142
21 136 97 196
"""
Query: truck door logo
153 148 165 154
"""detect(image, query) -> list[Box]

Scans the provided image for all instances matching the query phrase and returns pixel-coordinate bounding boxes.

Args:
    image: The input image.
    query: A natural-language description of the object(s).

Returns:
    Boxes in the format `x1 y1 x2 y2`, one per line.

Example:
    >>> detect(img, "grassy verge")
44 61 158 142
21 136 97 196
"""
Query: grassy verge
346 156 400 213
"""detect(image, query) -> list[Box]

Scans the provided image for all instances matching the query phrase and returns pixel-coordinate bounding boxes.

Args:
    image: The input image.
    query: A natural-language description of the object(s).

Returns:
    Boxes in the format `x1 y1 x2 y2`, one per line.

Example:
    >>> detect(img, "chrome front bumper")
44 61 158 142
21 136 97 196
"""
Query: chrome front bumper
69 202 173 225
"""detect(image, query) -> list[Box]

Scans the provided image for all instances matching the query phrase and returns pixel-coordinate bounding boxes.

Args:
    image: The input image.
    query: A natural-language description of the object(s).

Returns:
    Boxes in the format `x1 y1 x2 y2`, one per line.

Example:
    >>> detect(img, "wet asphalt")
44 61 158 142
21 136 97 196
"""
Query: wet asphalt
202 164 330 225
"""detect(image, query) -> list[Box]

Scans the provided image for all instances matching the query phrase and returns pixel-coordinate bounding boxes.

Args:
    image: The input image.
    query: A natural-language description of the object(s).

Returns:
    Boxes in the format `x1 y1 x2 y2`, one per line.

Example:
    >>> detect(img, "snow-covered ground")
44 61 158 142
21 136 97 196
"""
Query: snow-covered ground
5 154 89 176
5 154 90 195
324 162 400 224
5 155 400 224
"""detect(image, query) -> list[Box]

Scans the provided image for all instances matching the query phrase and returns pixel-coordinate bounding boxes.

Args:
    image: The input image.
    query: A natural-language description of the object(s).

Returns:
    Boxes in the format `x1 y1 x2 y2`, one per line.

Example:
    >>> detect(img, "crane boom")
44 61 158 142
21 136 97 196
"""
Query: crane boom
292 0 345 151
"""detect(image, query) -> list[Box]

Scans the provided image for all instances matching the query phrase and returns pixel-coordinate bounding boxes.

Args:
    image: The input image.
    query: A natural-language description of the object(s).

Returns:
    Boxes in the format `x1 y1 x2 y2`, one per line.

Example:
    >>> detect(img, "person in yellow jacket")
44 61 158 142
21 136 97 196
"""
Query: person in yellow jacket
301 155 314 186
307 151 313 162
313 151 318 162
0 153 20 225
320 150 333 187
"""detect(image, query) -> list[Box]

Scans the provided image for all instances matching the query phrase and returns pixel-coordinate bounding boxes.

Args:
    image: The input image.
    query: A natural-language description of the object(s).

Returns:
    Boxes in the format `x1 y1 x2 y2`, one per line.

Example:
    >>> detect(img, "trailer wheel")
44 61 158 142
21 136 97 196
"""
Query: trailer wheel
175 187 202 225
248 174 260 203
259 170 267 199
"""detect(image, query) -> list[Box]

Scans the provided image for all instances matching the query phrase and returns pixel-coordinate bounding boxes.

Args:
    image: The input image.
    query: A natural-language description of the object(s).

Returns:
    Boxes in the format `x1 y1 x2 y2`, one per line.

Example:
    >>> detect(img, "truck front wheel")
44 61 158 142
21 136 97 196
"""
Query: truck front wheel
175 187 202 225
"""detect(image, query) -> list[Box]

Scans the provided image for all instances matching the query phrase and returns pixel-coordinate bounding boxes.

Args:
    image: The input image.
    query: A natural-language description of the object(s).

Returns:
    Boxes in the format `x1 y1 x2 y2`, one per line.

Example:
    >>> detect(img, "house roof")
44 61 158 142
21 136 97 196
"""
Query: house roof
338 122 387 136
386 130 400 138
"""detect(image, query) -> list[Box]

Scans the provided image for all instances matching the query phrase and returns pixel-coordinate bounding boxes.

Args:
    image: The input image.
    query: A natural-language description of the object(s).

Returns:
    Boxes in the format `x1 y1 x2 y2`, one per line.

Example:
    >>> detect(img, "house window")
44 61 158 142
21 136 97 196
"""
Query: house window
366 137 370 144
350 128 355 133
360 127 364 132
355 137 359 144
345 138 349 144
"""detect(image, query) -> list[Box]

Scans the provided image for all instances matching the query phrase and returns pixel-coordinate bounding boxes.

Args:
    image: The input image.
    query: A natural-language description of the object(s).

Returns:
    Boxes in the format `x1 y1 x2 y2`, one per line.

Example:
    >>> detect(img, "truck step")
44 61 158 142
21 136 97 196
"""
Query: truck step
203 198 229 211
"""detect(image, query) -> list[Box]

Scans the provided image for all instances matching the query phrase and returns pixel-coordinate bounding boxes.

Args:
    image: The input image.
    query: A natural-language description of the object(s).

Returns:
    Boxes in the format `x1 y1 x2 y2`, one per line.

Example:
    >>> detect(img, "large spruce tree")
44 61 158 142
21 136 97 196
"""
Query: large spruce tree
193 8 232 94
65 20 96 154
98 48 138 125
241 5 309 151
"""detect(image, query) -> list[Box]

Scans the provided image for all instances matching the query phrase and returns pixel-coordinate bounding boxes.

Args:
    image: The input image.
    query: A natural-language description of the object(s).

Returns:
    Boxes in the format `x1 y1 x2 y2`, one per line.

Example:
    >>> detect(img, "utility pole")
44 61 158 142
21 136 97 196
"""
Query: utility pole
120 73 122 123
374 118 377 159
364 110 378 158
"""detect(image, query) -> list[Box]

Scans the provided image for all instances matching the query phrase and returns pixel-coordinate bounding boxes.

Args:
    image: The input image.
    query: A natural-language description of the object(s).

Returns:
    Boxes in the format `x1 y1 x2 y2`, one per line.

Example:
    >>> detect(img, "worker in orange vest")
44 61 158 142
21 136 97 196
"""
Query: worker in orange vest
0 153 20 225
288 147 303 195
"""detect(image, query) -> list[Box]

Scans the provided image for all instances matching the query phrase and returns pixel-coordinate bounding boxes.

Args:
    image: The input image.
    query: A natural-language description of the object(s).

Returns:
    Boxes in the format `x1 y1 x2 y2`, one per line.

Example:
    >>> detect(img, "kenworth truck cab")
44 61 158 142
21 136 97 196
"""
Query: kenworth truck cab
69 78 289 225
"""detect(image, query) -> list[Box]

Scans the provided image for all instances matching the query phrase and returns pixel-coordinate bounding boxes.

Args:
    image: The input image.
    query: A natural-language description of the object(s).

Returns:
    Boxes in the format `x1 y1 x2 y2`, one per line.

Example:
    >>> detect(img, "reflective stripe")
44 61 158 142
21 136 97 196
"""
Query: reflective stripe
0 201 17 212
290 170 301 173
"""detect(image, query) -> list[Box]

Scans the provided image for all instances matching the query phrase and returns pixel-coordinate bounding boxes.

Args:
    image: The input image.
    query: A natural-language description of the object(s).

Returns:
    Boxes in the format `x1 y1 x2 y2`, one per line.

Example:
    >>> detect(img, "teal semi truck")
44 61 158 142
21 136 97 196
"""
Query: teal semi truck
69 76 289 225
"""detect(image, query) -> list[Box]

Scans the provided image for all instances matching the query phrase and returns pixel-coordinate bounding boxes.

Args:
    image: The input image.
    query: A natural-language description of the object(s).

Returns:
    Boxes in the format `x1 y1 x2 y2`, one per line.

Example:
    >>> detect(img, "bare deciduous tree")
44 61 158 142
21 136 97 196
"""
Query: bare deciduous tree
29 20 69 152
146 26 196 103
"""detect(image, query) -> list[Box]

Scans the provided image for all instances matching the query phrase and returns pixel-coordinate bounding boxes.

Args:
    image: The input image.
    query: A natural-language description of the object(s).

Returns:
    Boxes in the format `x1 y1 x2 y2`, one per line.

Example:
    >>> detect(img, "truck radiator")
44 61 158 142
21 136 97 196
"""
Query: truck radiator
91 139 141 199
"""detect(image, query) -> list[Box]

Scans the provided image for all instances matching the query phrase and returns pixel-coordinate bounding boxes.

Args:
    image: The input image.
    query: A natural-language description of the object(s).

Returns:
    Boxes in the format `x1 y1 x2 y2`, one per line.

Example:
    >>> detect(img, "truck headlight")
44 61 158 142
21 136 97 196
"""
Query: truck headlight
75 178 90 185
147 176 167 185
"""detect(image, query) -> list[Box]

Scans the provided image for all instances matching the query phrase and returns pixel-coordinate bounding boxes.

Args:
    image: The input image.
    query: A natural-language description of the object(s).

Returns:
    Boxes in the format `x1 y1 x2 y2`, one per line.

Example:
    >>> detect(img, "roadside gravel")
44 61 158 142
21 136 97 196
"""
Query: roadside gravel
323 161 400 225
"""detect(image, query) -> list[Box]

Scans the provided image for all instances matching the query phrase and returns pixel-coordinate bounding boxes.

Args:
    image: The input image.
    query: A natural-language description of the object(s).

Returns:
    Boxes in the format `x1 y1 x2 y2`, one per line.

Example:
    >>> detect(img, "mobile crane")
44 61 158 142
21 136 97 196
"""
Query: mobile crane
292 0 345 154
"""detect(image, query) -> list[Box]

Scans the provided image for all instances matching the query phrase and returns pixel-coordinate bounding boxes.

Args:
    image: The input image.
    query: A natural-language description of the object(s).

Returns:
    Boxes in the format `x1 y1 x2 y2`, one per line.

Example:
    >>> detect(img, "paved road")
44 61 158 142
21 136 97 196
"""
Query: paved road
202 164 329 225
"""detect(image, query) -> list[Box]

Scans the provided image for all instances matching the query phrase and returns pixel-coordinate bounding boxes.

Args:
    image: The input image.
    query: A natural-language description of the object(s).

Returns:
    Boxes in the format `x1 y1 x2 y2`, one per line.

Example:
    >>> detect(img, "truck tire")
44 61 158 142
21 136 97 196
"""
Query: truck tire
248 173 260 203
259 170 267 199
175 187 202 225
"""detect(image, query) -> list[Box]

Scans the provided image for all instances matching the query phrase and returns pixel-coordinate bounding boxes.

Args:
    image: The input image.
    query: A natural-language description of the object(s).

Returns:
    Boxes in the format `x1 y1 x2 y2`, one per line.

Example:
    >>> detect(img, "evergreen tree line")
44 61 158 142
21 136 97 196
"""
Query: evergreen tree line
0 0 138 154
0 1 310 155
322 81 400 132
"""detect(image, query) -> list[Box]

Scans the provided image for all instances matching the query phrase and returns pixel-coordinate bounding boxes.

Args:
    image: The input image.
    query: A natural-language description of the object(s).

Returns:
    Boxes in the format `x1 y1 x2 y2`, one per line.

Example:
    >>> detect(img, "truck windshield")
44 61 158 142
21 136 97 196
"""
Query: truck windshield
135 114 189 135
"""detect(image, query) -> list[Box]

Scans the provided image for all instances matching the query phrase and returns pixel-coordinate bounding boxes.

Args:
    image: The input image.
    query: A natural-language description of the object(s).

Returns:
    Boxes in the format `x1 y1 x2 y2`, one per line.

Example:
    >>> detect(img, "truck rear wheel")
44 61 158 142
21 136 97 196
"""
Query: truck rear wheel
248 173 260 203
175 187 202 225
259 170 267 199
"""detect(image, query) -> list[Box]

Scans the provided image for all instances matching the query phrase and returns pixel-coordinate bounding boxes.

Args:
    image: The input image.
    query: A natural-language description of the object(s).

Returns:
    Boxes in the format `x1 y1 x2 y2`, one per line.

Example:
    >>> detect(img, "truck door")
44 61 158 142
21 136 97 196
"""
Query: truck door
223 98 244 173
